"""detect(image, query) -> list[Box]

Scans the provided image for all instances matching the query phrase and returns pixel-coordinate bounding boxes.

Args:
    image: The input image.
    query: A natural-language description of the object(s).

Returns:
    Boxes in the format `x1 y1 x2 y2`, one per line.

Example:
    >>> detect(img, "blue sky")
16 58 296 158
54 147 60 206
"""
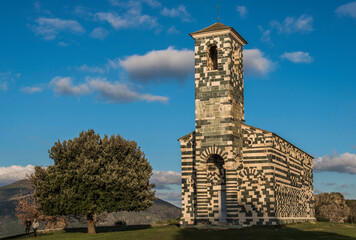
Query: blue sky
0 0 356 205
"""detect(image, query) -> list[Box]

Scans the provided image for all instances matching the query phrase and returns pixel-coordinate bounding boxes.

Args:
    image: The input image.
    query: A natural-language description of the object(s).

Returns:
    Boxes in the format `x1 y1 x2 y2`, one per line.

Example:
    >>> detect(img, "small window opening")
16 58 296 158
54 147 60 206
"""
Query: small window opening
208 45 218 70
233 50 239 74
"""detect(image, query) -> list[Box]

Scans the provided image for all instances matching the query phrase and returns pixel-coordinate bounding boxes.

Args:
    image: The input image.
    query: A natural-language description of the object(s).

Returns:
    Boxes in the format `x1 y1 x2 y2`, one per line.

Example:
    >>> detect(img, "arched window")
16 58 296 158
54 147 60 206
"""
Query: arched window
207 45 218 70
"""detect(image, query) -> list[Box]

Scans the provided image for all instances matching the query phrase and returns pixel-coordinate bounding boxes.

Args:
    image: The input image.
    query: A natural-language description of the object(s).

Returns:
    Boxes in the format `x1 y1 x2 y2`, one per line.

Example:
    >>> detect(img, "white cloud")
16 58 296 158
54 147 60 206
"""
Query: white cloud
32 17 85 40
323 182 336 186
34 1 51 14
167 26 179 34
151 170 180 189
0 82 8 91
336 1 356 19
58 42 68 47
315 188 322 194
271 15 313 34
76 64 106 74
48 76 168 104
34 1 41 10
244 49 275 76
0 71 20 91
314 152 356 174
95 12 125 29
73 5 92 18
109 0 161 8
106 58 121 70
258 26 272 44
90 27 109 40
88 77 168 103
0 165 35 186
141 0 161 8
261 30 271 43
50 76 90 96
108 0 120 6
118 47 273 81
21 87 43 94
95 10 158 30
119 47 194 83
237 6 248 18
280 51 314 63
161 5 191 22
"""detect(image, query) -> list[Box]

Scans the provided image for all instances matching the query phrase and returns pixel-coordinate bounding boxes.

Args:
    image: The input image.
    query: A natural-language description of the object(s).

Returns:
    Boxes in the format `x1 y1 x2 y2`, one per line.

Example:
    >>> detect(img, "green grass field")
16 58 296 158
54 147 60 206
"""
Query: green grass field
15 222 356 240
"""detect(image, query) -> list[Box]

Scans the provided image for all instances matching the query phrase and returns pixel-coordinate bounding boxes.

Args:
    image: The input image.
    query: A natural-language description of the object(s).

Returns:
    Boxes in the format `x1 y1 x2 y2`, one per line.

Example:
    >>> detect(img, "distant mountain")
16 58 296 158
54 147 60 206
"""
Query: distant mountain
0 179 32 202
0 180 34 237
0 180 181 238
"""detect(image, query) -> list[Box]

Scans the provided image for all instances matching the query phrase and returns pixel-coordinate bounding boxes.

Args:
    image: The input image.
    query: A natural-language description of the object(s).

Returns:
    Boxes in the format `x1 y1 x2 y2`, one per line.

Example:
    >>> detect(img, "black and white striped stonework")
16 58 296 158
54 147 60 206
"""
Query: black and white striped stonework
178 23 315 226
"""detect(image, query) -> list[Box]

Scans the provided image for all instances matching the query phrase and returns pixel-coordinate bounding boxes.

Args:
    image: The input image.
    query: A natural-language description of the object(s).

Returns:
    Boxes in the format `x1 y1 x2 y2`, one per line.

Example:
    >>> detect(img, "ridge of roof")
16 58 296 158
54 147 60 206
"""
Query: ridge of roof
190 22 248 44
193 22 230 34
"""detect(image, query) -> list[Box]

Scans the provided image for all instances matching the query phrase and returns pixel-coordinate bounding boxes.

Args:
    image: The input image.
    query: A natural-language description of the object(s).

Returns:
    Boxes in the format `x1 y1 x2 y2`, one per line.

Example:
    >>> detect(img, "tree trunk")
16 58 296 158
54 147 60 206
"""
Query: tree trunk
87 214 96 234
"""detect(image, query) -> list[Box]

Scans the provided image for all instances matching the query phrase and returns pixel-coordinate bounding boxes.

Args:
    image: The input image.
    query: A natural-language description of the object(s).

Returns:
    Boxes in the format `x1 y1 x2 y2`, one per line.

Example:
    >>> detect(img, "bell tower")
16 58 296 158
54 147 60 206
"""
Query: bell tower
190 22 247 224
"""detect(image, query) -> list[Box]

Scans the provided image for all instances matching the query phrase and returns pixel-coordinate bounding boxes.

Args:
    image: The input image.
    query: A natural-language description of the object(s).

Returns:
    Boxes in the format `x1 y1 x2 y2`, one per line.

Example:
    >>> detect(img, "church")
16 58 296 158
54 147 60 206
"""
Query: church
178 22 315 226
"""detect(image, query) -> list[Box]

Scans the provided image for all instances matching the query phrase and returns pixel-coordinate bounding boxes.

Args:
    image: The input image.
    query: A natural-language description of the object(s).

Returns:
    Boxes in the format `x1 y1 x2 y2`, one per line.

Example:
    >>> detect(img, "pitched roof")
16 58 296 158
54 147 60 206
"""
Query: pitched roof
190 22 248 44
193 22 230 34
177 131 195 141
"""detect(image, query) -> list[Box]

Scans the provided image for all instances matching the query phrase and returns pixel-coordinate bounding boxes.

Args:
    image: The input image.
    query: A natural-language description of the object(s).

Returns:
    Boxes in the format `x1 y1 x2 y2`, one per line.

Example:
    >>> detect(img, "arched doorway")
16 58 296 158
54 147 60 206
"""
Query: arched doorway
207 154 226 223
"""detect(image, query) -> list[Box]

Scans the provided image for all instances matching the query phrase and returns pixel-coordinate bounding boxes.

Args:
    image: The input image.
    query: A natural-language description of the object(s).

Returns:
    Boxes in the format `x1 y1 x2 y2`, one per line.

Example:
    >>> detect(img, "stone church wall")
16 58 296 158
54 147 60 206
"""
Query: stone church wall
179 124 315 226
179 132 196 225
242 124 315 224
269 133 315 223
241 124 277 225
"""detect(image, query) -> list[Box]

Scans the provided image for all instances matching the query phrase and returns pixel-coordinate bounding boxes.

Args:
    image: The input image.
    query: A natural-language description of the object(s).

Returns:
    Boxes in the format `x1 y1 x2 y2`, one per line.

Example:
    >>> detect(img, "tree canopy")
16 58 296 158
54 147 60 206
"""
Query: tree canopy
31 130 155 233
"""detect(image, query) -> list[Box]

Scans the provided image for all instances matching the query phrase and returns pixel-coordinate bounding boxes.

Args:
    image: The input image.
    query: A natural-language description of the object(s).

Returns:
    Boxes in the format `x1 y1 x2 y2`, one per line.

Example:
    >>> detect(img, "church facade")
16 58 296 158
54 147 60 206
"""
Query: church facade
179 23 315 226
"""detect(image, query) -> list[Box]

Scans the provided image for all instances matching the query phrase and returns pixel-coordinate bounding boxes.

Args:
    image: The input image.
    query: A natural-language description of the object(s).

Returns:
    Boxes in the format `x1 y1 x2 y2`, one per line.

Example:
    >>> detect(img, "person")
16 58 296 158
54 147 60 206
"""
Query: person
32 219 39 238
25 218 31 236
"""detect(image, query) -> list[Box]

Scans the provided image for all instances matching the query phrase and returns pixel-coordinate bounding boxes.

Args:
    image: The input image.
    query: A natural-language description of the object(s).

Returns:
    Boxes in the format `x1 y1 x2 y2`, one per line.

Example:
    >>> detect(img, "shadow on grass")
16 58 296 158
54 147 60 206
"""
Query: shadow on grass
64 224 152 234
173 225 356 240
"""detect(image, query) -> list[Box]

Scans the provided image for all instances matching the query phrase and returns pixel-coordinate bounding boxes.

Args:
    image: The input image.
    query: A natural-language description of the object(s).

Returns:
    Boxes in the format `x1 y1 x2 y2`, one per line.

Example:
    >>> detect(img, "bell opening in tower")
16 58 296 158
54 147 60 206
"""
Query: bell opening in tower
208 45 218 70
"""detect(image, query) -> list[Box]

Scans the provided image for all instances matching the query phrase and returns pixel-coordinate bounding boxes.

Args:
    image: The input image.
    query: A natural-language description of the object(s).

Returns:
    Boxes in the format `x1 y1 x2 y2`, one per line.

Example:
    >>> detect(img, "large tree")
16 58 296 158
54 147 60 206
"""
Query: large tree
31 130 155 234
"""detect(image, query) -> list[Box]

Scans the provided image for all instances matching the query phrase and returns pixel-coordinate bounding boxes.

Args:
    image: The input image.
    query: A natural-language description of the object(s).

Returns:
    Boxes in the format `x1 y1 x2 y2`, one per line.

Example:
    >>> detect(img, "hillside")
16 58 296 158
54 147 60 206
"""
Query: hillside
0 179 32 202
346 200 356 223
0 180 181 238
0 180 33 237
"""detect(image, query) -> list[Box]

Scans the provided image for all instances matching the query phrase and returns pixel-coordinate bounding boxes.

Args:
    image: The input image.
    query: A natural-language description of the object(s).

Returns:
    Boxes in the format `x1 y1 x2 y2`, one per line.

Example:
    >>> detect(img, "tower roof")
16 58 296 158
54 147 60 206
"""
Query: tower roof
193 22 230 33
190 22 248 45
